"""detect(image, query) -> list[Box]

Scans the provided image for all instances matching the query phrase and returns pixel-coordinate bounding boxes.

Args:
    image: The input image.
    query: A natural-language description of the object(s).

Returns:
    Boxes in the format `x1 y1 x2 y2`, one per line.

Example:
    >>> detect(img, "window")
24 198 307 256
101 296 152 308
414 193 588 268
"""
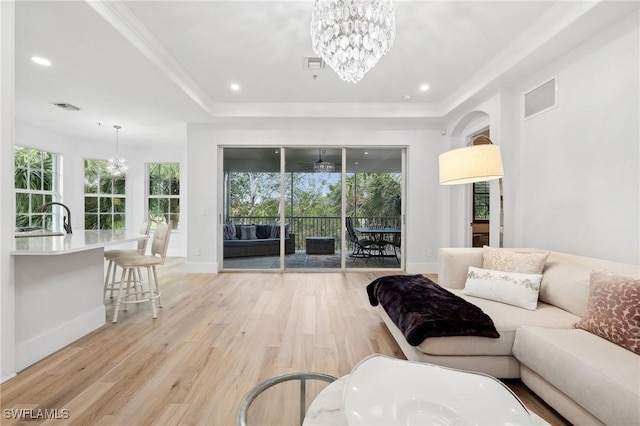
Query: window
473 180 490 222
148 163 180 229
84 159 126 230
15 146 60 229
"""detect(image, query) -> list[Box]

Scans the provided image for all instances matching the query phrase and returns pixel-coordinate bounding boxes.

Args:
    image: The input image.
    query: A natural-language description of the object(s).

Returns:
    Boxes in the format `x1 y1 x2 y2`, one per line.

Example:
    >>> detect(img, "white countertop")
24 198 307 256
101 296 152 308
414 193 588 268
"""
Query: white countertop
11 230 147 256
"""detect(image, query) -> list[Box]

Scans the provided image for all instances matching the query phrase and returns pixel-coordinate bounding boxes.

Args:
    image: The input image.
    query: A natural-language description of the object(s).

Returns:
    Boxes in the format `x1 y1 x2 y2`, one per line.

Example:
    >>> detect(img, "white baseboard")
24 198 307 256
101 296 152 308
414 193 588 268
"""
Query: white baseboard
15 306 105 372
1 373 17 384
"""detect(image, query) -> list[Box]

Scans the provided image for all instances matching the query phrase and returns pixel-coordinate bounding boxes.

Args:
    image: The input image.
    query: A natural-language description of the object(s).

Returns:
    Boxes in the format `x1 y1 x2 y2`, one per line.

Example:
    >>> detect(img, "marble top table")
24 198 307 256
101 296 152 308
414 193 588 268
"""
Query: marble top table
303 375 550 426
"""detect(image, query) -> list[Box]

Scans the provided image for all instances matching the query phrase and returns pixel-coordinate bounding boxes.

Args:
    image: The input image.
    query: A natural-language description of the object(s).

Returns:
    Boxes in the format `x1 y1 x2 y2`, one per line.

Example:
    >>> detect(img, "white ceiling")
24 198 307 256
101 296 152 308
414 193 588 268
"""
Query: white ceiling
13 0 639 148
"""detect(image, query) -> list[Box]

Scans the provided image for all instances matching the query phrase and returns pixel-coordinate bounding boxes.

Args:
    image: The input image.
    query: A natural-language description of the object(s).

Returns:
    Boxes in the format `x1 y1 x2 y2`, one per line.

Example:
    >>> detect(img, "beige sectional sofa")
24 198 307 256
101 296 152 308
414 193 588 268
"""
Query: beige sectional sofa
377 247 639 425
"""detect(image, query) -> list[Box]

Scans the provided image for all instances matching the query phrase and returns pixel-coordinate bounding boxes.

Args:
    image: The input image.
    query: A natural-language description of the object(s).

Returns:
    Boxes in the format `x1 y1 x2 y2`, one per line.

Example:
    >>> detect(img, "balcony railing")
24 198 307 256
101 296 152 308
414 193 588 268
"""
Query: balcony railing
230 216 401 252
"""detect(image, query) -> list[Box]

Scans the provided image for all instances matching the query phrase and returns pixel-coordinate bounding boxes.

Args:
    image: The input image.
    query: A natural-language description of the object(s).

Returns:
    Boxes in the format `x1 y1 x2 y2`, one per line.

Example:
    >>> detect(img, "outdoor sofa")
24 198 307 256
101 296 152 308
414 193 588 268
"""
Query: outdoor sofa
223 223 295 258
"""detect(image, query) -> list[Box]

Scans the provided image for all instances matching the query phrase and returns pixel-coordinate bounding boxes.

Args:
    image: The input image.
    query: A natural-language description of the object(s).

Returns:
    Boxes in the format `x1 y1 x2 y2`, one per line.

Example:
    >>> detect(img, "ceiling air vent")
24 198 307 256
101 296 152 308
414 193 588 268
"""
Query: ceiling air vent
302 56 325 71
51 102 81 111
524 77 556 119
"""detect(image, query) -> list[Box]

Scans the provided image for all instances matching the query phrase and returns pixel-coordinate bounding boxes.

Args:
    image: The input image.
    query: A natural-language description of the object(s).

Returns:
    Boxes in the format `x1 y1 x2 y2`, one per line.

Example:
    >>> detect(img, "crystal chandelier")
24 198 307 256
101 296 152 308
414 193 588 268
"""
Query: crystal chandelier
314 149 335 172
310 0 396 83
106 125 128 177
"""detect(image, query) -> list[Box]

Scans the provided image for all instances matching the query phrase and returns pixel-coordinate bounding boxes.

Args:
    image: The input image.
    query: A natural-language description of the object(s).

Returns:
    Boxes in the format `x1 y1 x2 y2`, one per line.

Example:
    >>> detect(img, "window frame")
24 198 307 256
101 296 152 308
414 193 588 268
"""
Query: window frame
14 146 61 230
83 158 127 230
146 162 180 230
472 180 490 223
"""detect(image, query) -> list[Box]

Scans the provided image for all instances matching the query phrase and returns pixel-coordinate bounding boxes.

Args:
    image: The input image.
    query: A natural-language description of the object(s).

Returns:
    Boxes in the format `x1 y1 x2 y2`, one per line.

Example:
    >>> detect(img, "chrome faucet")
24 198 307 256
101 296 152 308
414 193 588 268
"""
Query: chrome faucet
39 202 72 234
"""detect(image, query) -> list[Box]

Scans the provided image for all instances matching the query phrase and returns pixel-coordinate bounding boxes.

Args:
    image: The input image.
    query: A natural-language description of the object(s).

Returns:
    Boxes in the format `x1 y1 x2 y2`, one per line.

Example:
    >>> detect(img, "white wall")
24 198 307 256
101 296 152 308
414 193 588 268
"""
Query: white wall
14 123 187 256
443 12 639 264
186 120 446 273
1 0 16 382
513 12 639 263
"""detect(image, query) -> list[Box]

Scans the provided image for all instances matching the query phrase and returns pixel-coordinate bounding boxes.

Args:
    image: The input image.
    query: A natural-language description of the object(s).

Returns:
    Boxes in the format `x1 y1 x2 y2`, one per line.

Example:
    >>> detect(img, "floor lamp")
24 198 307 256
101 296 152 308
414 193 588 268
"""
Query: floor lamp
439 138 504 247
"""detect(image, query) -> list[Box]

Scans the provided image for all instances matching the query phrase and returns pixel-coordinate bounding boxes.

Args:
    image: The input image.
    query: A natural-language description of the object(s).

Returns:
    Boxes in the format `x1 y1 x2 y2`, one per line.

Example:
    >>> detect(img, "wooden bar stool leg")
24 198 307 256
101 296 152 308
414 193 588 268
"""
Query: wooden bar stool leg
146 266 158 318
152 266 163 308
104 260 113 299
112 268 128 323
124 268 136 311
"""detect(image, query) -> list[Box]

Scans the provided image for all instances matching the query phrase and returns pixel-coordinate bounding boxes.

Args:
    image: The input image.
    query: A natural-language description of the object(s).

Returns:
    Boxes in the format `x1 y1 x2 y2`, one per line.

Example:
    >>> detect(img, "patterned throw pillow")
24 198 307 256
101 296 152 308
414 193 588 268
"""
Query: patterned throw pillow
269 223 290 238
575 270 640 354
463 266 542 310
483 246 549 274
223 221 236 240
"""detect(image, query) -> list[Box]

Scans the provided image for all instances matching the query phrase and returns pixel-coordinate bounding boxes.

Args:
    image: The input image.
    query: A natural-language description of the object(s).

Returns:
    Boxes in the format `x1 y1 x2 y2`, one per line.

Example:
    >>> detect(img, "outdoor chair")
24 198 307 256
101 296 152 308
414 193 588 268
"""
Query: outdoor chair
346 217 377 260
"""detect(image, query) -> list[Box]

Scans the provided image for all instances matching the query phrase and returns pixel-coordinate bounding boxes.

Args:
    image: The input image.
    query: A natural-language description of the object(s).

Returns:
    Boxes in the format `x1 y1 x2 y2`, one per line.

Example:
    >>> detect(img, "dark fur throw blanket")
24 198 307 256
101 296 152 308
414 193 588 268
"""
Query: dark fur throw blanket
367 274 499 346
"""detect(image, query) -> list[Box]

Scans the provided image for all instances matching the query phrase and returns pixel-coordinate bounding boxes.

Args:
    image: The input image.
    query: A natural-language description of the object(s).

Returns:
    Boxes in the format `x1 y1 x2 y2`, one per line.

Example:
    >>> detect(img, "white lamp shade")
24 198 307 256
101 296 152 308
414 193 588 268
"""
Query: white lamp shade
439 144 504 185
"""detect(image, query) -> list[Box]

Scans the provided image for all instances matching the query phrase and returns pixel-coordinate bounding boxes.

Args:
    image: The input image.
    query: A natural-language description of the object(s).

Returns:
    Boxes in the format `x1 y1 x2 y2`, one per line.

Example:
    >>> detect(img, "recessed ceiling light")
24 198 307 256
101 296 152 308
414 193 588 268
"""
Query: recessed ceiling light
230 83 240 92
364 151 369 155
420 84 430 92
31 56 51 66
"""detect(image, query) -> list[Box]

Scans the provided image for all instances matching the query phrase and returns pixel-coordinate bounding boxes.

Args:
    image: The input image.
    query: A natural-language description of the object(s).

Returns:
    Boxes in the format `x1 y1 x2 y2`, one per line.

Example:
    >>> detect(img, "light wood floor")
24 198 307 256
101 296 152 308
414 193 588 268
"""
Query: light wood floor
1 258 569 425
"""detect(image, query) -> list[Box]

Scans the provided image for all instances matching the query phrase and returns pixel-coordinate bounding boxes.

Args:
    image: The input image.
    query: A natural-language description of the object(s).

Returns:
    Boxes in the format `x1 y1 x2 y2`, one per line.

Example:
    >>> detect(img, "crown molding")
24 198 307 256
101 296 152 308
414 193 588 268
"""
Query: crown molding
440 0 600 117
88 0 602 121
85 0 218 117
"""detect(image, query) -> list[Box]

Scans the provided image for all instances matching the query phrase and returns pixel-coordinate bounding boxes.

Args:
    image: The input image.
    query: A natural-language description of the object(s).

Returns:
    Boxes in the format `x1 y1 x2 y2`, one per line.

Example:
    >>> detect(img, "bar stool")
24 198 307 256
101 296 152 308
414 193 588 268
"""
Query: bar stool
104 220 151 300
111 222 171 323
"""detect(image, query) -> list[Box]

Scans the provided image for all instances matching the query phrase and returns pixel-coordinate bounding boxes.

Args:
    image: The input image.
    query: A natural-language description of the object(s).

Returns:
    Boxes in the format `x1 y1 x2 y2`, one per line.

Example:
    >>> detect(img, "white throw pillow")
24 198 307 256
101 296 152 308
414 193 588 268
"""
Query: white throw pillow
462 266 542 310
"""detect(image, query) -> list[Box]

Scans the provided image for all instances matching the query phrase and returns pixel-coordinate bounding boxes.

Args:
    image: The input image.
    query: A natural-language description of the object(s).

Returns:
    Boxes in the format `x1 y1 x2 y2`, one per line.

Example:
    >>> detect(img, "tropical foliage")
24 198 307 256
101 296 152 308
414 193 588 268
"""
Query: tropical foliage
228 171 401 220
14 146 56 228
84 159 126 230
148 163 180 229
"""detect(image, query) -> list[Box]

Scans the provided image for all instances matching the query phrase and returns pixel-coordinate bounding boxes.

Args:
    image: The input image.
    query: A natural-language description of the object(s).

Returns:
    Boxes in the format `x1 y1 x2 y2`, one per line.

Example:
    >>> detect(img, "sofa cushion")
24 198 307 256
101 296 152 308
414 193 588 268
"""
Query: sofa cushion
513 326 640 426
462 266 542 310
483 246 549 274
539 252 640 317
238 225 257 240
417 291 578 356
223 221 236 240
255 224 272 239
575 270 640 354
270 223 290 238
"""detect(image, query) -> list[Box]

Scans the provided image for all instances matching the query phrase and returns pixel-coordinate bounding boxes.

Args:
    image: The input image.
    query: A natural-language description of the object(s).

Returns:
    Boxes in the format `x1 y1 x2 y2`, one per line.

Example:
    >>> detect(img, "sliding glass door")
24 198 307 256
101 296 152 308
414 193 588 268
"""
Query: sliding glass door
222 148 283 270
344 148 403 269
221 147 404 271
284 148 341 270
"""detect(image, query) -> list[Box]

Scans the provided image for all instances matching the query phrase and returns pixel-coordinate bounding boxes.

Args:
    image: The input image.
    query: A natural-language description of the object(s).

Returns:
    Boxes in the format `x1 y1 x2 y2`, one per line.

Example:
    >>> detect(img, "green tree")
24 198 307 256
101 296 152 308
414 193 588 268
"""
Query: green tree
15 146 55 228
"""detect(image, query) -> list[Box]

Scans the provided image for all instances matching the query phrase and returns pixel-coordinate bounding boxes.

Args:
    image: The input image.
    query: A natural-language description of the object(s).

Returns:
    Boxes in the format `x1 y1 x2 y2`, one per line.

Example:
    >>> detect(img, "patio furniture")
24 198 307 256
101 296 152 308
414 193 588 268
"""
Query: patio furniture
346 217 377 259
305 237 335 254
223 223 295 258
354 226 401 263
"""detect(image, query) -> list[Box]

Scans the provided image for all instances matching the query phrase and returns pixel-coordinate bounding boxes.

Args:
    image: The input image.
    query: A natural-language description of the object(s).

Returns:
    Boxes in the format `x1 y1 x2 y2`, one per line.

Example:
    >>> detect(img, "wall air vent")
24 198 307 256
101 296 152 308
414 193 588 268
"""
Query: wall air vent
524 77 556 119
302 56 325 71
51 102 81 111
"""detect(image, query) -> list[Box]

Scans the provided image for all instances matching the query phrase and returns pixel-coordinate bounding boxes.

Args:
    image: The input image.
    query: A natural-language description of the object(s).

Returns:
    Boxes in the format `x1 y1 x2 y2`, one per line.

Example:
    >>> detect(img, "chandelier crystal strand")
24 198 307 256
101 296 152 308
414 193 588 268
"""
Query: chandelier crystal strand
107 125 128 177
311 0 396 83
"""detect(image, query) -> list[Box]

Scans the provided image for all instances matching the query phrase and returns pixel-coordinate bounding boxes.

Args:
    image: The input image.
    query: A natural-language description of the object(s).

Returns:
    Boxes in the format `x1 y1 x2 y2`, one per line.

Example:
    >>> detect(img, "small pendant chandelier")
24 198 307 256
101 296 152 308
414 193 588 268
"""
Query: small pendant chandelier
310 0 396 83
314 149 335 173
106 125 128 177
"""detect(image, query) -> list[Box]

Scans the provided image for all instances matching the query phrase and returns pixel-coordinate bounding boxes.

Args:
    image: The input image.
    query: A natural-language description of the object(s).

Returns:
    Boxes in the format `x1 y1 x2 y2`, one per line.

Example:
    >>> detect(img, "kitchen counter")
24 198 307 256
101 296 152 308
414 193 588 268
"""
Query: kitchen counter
12 229 145 255
9 230 147 374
